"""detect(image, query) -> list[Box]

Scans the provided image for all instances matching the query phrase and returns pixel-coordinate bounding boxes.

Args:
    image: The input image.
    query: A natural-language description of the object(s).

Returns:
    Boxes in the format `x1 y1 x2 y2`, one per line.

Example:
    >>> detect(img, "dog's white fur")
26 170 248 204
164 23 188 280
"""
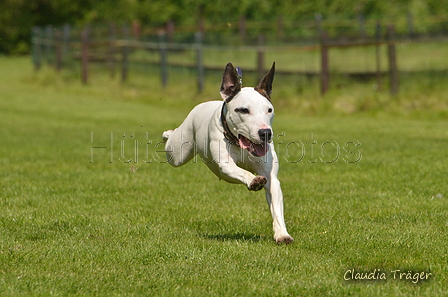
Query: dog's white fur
163 63 293 244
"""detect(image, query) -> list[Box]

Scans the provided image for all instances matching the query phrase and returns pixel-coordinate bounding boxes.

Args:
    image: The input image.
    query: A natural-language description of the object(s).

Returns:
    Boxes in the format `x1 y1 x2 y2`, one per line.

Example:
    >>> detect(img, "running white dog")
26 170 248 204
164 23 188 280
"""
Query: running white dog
162 62 293 244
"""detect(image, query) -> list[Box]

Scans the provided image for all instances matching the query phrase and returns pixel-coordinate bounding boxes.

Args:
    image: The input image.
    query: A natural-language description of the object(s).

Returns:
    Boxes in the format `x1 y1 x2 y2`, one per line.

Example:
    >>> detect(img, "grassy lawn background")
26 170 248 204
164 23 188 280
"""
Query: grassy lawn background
0 56 447 296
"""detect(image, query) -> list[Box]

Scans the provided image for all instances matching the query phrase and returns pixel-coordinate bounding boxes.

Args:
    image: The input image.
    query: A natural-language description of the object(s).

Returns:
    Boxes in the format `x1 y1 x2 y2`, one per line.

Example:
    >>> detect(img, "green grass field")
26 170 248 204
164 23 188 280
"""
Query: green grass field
1 56 447 296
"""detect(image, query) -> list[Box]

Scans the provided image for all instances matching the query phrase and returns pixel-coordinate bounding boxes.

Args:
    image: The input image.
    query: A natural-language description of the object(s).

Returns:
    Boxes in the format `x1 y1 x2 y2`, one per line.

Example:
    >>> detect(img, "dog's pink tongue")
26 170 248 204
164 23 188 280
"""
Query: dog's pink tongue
253 143 269 157
238 135 269 156
238 137 252 149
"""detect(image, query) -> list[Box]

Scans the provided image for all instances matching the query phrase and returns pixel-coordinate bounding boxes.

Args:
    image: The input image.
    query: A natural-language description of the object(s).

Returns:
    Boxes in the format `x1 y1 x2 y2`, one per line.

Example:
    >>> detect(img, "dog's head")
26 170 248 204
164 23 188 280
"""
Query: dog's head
220 62 275 157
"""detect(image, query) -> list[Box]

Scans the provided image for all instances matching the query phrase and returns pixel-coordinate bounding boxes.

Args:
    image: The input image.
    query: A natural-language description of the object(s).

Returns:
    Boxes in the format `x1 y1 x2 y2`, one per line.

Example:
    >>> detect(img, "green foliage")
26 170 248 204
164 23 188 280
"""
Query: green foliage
1 56 447 296
2 0 448 54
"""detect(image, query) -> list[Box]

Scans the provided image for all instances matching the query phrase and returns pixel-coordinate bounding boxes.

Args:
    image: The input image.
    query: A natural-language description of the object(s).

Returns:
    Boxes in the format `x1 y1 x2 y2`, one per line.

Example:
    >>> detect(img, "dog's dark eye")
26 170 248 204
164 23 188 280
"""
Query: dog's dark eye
235 107 250 114
268 108 273 113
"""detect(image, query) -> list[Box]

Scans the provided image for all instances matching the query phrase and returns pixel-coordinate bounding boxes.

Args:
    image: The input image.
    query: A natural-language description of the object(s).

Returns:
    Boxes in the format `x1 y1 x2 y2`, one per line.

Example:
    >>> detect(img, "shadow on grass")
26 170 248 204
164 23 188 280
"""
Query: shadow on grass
200 232 267 243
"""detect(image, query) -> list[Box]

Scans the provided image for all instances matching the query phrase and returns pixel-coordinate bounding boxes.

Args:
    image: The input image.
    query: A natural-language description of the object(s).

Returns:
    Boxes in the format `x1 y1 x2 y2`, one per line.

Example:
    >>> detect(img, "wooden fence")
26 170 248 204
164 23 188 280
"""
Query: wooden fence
31 20 446 95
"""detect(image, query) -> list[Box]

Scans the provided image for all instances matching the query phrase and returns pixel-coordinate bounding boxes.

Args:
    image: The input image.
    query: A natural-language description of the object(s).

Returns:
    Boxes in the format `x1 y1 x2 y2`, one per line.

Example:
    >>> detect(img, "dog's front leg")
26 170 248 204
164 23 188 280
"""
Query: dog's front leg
256 151 294 244
264 176 294 244
207 140 266 191
219 161 267 191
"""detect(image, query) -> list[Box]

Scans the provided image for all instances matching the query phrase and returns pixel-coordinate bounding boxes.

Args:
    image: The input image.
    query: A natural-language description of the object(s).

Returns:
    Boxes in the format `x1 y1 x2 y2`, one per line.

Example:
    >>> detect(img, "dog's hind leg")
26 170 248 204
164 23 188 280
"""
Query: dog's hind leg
162 130 174 143
163 126 196 167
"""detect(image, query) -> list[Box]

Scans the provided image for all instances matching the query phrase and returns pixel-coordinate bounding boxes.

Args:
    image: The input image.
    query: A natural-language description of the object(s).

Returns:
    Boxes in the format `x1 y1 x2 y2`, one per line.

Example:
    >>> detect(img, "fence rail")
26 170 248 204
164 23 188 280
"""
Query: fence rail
31 16 448 95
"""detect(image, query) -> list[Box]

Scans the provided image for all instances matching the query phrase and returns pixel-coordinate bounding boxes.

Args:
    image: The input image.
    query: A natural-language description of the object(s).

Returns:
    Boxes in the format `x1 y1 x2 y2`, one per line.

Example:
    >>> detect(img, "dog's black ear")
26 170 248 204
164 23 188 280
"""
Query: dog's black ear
220 62 241 102
255 62 275 101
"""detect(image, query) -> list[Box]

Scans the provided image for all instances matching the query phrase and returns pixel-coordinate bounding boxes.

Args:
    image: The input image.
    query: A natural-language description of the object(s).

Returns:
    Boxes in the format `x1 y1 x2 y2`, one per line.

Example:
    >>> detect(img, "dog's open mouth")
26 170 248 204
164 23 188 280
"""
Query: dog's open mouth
238 134 269 157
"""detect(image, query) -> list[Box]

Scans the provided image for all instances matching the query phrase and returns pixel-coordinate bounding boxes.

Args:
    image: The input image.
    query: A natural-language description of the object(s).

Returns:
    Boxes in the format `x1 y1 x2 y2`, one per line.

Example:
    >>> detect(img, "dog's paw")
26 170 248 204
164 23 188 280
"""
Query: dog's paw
249 176 267 191
275 235 294 245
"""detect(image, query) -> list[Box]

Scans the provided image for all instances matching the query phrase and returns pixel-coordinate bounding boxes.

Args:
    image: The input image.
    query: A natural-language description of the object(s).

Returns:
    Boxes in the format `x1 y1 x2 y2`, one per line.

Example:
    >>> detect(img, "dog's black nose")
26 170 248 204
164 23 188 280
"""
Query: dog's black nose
258 129 272 142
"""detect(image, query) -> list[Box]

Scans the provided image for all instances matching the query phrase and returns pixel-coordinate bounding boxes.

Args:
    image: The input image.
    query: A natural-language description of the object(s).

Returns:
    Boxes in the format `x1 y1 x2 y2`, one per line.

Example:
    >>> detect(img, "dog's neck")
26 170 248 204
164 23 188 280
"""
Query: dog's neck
220 102 240 147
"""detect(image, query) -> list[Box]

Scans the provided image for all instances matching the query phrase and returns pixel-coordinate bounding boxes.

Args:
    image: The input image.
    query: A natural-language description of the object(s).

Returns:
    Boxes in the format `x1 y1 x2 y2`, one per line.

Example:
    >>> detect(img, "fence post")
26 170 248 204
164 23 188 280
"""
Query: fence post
407 13 414 38
198 8 206 35
320 31 329 95
45 25 54 65
31 26 42 71
81 26 89 84
375 21 382 91
62 24 71 67
108 23 116 78
257 34 265 82
132 20 141 40
315 13 323 39
358 14 366 39
387 25 399 95
166 20 175 42
195 31 204 93
277 15 284 41
121 25 130 82
159 32 168 88
55 28 62 72
239 16 246 44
